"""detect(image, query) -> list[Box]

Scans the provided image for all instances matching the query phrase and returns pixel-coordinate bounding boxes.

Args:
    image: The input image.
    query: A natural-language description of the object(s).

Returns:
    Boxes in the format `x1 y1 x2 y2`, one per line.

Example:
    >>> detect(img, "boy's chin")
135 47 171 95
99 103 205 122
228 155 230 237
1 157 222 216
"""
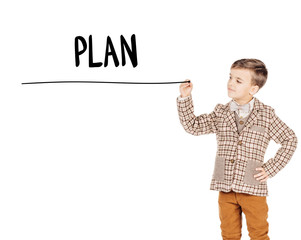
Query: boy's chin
227 93 235 98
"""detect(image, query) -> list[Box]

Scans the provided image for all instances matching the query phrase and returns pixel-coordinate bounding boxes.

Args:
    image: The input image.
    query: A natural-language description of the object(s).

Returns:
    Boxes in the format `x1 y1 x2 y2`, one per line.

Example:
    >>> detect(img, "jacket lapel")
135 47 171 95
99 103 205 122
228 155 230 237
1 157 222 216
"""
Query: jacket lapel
223 101 238 134
242 97 264 132
225 103 238 133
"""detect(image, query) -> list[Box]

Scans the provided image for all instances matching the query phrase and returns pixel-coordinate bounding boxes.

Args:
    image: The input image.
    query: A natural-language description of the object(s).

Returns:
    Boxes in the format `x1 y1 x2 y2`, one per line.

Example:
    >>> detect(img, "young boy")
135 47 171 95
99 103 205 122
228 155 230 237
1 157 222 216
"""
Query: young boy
176 58 298 240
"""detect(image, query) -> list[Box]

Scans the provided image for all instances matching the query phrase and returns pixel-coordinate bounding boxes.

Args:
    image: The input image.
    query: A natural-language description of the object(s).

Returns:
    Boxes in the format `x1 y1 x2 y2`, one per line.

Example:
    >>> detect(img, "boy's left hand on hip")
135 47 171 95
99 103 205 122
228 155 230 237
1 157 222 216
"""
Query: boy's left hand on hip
254 167 269 182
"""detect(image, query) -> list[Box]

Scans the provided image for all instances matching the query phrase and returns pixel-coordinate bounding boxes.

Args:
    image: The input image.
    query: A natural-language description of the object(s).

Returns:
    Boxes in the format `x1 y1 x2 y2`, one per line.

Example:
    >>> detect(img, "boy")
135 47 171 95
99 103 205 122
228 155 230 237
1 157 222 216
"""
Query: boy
176 58 298 240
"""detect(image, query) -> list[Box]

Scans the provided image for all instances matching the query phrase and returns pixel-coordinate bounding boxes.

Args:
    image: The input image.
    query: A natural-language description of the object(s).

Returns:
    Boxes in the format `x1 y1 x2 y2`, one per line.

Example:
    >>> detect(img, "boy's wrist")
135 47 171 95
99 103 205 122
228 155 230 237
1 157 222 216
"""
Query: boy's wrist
178 95 191 101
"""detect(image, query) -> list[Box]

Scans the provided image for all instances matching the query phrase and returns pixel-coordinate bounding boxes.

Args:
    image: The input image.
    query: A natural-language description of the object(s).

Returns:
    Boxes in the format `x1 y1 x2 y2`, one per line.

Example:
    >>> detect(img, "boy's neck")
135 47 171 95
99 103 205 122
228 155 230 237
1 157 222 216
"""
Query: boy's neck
233 96 253 105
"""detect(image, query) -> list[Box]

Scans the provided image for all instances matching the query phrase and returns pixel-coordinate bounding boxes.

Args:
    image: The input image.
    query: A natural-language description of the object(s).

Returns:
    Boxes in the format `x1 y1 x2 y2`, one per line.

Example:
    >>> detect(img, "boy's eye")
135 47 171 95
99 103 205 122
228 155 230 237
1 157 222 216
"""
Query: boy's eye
229 76 241 83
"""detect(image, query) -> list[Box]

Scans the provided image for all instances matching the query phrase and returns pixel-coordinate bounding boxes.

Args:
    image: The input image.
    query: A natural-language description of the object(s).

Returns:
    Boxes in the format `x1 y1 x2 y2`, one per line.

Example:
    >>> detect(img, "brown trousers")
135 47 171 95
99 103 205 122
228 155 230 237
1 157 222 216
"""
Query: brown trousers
218 191 270 240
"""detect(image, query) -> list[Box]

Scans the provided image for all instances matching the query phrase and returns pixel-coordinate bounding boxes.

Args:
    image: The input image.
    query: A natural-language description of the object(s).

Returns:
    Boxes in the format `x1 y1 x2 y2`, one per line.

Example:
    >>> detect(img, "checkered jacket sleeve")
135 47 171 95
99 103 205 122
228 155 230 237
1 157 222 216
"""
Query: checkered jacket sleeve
176 94 220 135
262 108 298 178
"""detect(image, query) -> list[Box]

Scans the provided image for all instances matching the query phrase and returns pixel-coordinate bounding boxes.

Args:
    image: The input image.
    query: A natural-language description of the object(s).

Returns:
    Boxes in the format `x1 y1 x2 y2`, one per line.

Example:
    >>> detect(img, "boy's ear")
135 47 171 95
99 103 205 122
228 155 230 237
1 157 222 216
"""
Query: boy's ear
250 85 260 95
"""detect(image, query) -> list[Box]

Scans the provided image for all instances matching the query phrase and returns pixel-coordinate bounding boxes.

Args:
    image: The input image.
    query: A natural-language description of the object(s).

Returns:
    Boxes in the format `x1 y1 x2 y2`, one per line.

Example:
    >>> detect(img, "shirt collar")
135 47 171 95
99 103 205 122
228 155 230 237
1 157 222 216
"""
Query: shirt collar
232 97 255 112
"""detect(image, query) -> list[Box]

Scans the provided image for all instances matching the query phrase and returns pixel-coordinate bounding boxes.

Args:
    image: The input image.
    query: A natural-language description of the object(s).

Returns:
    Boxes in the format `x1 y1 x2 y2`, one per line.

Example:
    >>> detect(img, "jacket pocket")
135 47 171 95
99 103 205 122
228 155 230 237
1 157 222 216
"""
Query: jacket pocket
250 125 266 134
213 156 225 181
244 160 262 186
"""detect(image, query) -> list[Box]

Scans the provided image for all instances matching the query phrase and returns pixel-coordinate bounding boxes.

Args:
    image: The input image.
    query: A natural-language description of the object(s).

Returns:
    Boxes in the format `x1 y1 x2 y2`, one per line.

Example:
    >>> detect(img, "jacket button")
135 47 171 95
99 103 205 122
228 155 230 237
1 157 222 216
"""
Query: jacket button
231 160 234 163
239 120 244 125
238 140 242 145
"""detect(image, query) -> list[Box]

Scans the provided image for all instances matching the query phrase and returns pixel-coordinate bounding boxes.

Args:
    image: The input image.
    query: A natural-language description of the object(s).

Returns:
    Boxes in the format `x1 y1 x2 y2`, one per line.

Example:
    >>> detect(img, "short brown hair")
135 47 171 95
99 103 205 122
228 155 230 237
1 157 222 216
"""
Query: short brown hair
231 58 268 89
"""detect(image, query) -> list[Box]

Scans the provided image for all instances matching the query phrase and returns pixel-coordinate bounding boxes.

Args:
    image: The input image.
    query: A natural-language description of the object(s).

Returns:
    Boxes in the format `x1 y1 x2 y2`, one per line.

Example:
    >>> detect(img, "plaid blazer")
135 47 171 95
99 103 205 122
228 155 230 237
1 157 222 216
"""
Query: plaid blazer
177 95 298 196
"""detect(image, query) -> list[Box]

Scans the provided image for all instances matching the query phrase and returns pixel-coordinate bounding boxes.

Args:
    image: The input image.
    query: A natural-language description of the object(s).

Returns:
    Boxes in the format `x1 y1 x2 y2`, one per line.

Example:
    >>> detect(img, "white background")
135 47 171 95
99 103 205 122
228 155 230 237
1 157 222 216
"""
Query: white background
1 0 300 239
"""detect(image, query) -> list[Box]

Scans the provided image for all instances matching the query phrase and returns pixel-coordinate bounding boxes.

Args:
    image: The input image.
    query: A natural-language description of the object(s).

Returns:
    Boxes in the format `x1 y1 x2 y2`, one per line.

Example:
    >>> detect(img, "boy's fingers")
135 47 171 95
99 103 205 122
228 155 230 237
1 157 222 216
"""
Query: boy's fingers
254 171 268 180
256 175 266 180
254 173 263 178
254 171 263 177
260 176 269 182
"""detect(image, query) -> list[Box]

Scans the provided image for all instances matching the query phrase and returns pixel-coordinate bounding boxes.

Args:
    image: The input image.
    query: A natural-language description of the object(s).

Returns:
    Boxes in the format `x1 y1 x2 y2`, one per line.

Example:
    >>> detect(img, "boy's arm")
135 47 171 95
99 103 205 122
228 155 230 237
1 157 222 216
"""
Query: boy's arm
176 94 219 136
262 109 298 178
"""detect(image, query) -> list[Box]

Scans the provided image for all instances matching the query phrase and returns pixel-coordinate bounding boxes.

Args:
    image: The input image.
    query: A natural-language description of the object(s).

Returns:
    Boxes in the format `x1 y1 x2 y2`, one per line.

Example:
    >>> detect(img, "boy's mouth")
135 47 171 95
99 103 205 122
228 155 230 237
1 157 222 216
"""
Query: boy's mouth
228 88 235 92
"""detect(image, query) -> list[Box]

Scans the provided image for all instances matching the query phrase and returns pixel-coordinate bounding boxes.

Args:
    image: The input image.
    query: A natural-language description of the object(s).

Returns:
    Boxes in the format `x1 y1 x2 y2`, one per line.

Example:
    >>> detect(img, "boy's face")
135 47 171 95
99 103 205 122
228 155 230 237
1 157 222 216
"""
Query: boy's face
227 68 259 103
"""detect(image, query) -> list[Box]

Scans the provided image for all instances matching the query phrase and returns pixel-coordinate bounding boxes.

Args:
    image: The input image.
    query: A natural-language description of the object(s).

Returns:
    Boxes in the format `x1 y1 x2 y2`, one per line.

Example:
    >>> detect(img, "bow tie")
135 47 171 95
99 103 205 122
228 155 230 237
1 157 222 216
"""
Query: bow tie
230 101 250 112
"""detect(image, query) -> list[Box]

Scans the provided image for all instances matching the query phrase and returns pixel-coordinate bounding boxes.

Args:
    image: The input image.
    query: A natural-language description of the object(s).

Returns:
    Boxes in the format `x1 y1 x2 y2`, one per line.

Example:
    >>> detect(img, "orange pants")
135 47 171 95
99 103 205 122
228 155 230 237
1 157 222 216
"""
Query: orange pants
218 191 270 240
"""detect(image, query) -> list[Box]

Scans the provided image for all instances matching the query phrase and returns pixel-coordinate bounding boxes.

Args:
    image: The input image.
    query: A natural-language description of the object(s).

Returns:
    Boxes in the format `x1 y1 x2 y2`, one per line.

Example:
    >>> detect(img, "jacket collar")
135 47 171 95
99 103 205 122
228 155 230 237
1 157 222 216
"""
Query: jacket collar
225 97 264 111
222 97 264 135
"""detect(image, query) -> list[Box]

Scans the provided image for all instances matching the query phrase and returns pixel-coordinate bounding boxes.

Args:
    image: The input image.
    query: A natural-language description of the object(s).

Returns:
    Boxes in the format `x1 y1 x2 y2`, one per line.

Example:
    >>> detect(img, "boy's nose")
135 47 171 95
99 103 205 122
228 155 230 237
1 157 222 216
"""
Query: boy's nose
228 79 235 87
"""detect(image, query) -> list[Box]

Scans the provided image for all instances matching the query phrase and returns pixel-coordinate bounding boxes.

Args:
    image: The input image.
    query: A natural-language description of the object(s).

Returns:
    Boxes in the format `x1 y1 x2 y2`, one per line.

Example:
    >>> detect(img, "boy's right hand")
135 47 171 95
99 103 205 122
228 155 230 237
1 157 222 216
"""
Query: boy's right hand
179 80 193 98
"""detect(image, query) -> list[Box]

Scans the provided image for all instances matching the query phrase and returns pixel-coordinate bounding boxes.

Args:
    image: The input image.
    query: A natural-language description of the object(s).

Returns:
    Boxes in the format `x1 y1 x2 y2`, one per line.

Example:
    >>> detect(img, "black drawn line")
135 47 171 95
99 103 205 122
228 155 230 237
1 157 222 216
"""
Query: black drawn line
22 80 190 85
